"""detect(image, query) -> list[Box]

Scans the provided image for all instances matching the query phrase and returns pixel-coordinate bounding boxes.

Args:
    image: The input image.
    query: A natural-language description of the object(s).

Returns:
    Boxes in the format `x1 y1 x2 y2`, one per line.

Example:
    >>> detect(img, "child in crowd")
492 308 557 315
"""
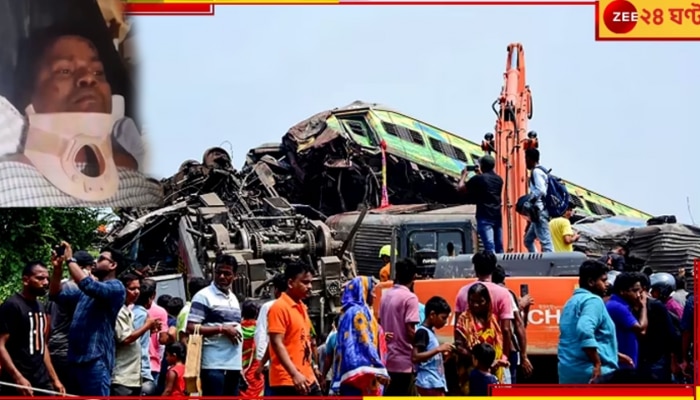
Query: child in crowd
469 343 499 396
162 342 187 397
240 300 264 398
412 296 454 396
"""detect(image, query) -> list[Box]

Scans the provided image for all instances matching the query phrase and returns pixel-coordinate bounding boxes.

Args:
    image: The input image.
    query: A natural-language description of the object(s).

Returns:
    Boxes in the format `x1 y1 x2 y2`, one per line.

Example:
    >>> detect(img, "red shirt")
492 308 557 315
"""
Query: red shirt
169 363 186 396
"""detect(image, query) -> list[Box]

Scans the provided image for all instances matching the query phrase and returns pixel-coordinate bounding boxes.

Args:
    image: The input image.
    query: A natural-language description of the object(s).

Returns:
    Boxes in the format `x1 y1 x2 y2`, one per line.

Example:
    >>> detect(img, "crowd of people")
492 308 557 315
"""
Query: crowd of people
0 239 694 397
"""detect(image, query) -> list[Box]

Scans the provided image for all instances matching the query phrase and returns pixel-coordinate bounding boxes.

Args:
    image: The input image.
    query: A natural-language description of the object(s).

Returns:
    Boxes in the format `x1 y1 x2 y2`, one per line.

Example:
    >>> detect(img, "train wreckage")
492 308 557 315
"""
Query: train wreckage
105 147 363 330
104 101 700 330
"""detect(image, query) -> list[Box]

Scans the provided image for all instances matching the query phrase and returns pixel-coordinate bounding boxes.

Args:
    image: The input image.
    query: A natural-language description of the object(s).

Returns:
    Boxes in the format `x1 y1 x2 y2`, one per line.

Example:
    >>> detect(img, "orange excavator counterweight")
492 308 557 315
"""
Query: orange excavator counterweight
482 43 536 253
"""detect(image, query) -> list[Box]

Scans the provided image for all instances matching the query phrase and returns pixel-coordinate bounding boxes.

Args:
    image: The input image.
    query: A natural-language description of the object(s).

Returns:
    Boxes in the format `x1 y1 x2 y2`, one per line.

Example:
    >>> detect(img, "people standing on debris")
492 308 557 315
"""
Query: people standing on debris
45 250 95 395
48 243 126 397
186 254 243 396
0 261 64 396
253 273 287 396
379 245 393 282
240 300 264 398
524 149 553 253
549 203 579 252
635 273 680 383
112 274 159 396
378 258 420 396
267 260 321 396
132 279 160 395
176 277 210 344
605 272 646 370
331 276 389 396
599 246 627 271
456 155 504 254
649 272 684 319
412 296 452 396
558 260 619 383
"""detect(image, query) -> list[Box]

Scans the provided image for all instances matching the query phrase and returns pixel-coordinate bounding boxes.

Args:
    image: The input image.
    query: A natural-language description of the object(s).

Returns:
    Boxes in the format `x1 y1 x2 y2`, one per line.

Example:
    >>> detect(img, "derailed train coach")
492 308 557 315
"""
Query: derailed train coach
242 101 652 220
105 148 359 333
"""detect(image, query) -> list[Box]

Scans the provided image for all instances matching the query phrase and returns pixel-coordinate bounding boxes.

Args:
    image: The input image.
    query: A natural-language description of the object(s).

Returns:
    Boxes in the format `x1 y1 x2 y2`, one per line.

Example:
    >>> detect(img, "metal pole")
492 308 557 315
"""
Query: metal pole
0 381 77 397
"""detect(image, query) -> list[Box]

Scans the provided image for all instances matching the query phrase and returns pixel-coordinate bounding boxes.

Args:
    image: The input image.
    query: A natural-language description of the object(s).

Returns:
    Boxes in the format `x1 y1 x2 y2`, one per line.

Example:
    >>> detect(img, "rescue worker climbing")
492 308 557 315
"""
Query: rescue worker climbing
379 245 394 282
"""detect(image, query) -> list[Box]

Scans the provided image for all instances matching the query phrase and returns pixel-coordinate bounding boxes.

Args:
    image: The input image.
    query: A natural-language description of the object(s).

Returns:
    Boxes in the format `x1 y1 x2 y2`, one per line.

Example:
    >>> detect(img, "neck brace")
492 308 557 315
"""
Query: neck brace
22 95 125 202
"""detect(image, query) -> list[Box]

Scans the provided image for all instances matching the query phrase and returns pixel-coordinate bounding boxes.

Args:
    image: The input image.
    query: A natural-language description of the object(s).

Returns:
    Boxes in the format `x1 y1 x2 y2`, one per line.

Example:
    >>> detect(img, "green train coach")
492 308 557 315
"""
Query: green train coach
323 102 651 220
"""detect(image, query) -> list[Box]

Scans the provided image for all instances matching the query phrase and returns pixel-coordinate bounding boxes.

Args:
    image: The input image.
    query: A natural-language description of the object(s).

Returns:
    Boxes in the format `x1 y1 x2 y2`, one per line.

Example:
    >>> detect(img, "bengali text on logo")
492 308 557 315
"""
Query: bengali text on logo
597 0 700 40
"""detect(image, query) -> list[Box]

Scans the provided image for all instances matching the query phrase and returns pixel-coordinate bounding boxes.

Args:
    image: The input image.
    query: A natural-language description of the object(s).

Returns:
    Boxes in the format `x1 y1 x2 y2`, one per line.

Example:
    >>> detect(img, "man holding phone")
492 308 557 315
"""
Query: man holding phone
46 249 95 395
456 155 504 254
48 241 127 397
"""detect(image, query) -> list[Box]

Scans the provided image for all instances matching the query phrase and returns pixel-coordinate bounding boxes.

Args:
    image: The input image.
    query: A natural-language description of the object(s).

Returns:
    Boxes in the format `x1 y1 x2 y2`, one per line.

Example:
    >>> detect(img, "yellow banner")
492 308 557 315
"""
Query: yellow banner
597 0 700 40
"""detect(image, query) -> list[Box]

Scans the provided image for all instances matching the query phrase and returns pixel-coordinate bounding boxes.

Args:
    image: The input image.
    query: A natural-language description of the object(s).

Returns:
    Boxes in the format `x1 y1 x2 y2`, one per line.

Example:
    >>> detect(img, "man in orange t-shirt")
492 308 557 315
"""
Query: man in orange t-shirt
267 260 321 396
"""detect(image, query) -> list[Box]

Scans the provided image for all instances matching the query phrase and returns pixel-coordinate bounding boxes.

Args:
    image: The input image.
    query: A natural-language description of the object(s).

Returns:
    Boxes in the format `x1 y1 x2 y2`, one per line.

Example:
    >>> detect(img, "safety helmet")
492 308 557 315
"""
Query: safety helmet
649 272 676 299
378 245 395 258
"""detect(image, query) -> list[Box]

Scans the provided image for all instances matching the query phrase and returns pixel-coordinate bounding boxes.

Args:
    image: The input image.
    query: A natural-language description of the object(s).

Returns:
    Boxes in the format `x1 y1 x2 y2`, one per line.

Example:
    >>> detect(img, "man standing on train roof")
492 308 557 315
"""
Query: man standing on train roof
456 154 504 254
523 149 553 253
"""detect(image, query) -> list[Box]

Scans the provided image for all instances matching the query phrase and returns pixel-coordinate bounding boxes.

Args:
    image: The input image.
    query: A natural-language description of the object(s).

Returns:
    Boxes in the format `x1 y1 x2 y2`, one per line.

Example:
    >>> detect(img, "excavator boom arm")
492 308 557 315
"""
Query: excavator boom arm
487 43 535 253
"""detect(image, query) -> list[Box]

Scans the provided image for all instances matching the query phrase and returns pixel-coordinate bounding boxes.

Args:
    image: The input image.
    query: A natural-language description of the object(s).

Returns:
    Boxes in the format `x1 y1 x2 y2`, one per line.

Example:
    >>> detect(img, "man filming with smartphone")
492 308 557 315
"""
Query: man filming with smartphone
456 155 504 254
46 248 96 395
48 241 127 397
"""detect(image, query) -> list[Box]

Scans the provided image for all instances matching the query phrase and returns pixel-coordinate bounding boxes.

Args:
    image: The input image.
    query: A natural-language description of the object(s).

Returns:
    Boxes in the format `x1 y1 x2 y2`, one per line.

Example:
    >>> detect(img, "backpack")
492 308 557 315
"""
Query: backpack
516 193 539 221
530 165 571 218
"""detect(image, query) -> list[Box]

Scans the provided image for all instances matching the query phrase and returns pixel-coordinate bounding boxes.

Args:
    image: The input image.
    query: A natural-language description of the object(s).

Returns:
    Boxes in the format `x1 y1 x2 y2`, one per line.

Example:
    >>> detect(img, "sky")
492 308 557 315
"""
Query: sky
136 5 700 224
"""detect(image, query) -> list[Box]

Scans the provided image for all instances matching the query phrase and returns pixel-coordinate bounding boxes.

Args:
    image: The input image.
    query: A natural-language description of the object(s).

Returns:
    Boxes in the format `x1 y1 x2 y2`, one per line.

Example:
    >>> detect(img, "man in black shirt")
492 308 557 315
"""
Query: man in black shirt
634 272 679 383
0 261 64 396
457 155 504 253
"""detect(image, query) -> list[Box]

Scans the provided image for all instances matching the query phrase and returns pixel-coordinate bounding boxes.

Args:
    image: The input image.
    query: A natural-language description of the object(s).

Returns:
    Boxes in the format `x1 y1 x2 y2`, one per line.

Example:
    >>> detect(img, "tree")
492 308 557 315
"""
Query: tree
0 208 106 301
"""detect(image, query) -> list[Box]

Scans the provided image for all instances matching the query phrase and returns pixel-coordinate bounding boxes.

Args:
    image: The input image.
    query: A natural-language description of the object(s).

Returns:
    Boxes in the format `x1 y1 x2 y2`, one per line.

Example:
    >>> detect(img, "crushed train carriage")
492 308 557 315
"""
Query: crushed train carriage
104 147 362 332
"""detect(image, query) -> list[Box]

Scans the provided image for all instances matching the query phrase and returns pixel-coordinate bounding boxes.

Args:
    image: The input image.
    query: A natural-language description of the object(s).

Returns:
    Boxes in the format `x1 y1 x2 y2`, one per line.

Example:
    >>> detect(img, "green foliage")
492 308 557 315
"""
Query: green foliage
0 208 106 301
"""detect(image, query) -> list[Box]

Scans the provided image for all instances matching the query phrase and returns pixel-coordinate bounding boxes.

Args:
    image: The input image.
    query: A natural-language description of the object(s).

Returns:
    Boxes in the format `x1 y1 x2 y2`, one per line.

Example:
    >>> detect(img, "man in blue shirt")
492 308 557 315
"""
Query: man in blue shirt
606 272 648 369
558 260 623 383
48 242 127 397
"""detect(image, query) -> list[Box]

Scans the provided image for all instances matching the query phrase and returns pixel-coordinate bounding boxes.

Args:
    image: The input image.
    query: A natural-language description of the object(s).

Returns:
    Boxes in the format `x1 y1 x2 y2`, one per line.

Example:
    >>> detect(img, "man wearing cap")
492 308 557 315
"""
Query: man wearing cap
378 245 393 282
456 155 504 254
46 250 95 395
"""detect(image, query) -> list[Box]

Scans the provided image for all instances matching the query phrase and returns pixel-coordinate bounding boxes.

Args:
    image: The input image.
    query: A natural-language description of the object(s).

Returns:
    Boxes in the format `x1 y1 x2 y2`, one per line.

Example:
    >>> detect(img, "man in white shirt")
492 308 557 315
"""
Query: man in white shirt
186 255 243 396
253 274 288 396
524 148 553 253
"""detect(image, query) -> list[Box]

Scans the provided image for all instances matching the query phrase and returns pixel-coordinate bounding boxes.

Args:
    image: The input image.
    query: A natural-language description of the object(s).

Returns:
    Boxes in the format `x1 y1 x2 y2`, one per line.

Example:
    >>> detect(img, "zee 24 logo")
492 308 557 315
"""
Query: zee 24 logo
603 0 700 34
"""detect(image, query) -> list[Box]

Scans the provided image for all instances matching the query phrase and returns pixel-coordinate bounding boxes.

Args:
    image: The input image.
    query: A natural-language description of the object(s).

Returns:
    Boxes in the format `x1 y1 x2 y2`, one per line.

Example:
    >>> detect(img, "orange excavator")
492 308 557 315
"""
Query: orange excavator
482 43 537 253
372 43 581 361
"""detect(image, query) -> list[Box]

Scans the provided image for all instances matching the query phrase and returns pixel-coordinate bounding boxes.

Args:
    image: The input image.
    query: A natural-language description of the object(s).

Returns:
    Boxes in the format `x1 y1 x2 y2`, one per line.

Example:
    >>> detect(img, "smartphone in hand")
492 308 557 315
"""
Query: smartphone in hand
54 244 66 257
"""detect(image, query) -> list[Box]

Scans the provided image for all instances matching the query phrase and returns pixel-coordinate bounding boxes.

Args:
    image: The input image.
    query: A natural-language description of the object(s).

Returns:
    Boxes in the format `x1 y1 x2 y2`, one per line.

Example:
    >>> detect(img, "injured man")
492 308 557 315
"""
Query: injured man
0 29 164 207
